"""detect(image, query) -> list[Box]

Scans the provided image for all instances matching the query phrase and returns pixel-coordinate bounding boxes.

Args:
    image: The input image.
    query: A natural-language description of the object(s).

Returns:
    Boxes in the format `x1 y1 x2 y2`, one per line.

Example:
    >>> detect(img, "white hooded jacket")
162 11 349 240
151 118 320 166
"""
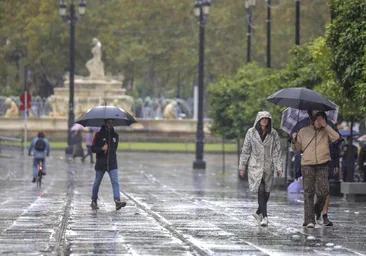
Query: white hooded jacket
239 111 283 193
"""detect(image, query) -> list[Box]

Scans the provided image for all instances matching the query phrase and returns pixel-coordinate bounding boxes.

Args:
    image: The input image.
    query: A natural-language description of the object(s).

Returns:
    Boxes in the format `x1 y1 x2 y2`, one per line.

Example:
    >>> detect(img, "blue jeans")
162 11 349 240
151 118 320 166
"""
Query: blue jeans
92 169 120 201
33 158 45 177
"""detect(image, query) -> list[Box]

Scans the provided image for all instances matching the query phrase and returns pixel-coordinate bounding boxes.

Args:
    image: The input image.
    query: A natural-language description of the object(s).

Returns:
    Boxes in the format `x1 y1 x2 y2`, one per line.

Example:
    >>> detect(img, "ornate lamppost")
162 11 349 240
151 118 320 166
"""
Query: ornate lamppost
193 0 211 170
59 0 87 145
245 0 256 63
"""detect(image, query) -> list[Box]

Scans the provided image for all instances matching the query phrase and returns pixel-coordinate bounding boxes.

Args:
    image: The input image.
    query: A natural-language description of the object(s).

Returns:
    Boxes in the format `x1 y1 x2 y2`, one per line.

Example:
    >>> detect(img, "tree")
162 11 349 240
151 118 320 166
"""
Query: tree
325 0 366 182
0 0 332 99
326 0 366 120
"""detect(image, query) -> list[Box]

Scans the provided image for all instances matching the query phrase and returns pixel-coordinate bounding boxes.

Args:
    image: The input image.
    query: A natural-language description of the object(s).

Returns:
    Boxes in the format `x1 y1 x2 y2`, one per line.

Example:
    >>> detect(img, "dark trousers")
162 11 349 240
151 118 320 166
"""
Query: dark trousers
256 178 270 217
83 145 93 163
302 163 329 225
342 166 355 182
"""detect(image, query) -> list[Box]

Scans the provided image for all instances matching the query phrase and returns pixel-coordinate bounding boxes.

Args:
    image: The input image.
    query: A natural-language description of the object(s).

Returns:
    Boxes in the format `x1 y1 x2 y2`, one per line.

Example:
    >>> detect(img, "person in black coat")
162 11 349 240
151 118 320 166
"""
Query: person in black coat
359 144 366 182
90 119 126 210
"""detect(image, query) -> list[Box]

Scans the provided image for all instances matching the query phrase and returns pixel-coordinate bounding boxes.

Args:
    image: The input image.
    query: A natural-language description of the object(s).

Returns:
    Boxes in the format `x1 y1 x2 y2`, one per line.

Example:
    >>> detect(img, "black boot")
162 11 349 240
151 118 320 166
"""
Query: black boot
90 200 99 210
115 200 127 210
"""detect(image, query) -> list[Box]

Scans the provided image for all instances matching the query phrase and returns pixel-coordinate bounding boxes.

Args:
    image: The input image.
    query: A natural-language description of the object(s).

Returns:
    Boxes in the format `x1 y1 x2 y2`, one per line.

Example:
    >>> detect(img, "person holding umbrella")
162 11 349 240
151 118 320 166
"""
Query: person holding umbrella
282 107 342 226
90 119 126 210
291 111 340 228
76 105 136 210
238 111 283 227
82 128 96 164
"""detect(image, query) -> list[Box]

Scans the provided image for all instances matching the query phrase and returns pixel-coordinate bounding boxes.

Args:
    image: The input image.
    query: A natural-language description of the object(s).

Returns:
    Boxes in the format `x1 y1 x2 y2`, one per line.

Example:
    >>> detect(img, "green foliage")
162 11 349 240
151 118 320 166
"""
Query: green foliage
0 0 330 98
326 0 366 119
208 63 283 139
208 0 366 140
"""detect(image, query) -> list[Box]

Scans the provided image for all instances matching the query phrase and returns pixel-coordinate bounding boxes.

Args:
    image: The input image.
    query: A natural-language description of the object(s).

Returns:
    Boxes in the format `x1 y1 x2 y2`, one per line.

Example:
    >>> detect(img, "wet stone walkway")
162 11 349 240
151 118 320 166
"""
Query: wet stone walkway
0 150 366 255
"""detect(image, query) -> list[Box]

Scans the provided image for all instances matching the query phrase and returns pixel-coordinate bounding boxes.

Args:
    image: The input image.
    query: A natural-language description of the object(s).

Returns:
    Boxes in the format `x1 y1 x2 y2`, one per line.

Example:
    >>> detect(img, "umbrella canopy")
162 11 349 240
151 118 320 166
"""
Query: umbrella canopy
76 106 137 127
71 123 87 131
358 134 366 142
86 126 101 132
267 87 337 111
339 129 360 137
281 107 339 135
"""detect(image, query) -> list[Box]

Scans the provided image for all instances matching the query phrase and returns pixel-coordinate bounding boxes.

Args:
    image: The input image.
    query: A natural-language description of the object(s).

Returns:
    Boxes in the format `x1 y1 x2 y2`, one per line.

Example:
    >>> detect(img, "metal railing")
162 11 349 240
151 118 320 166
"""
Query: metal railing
0 136 24 155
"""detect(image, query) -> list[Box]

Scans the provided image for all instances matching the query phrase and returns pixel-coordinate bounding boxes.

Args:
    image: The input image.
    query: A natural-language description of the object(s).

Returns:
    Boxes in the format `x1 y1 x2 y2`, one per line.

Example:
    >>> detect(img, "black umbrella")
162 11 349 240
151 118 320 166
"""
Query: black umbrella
76 106 137 127
266 87 337 111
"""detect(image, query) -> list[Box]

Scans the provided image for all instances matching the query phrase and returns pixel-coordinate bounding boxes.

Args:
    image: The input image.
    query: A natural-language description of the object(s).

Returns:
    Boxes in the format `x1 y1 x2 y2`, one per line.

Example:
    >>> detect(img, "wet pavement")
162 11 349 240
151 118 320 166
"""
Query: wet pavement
1 150 366 255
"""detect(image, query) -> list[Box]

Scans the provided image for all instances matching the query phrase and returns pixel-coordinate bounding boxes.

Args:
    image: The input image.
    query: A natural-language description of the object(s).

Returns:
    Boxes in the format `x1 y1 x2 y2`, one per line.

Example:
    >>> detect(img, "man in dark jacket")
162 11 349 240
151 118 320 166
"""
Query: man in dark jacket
359 144 366 182
90 119 126 210
320 135 343 226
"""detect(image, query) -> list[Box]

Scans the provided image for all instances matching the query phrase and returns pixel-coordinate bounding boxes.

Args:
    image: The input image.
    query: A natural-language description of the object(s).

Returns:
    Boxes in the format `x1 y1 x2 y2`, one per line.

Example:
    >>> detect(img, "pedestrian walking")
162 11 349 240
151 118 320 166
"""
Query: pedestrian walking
320 133 342 226
291 111 340 228
341 141 358 182
90 119 126 210
290 121 342 226
239 111 283 227
71 129 85 163
358 143 366 182
82 128 95 164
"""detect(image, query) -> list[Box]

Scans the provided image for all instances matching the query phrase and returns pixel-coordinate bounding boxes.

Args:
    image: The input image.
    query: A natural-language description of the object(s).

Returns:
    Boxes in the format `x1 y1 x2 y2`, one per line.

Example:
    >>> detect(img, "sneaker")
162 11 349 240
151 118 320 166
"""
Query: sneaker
314 200 324 224
306 223 315 228
90 200 99 210
316 214 323 225
115 200 127 210
252 212 263 223
323 214 333 226
32 177 36 183
260 217 268 227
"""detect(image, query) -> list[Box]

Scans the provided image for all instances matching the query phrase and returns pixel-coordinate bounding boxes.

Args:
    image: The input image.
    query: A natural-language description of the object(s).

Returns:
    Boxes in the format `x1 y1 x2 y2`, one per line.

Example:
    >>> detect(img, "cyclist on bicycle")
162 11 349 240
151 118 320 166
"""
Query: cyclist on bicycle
28 131 50 183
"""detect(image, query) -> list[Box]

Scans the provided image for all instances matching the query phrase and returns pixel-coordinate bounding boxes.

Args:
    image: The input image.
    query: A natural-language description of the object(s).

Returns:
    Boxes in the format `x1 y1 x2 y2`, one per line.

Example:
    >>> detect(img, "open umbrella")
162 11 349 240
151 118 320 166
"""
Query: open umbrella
76 106 137 127
339 129 359 137
358 134 366 142
281 107 339 135
267 87 337 111
71 123 86 131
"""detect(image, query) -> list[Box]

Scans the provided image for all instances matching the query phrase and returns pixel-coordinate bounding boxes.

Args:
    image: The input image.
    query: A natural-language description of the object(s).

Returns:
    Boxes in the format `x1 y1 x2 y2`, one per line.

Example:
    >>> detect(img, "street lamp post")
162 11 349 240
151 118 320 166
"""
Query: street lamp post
59 0 87 146
295 0 300 45
193 0 211 170
266 0 271 68
245 0 256 63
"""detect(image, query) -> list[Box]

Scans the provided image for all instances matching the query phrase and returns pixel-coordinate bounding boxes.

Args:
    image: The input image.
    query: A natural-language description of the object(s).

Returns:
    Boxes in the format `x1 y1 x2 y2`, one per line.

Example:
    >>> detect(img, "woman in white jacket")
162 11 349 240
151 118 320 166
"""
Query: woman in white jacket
239 111 283 226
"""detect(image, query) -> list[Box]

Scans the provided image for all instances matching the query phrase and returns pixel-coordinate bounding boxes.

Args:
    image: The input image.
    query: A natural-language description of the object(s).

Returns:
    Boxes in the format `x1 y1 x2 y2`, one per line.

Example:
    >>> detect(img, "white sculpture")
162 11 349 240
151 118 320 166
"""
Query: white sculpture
86 38 105 79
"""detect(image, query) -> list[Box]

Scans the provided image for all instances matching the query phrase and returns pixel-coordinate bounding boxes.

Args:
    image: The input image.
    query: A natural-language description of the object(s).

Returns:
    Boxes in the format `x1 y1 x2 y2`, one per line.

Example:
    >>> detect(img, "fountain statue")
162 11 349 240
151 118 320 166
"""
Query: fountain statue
86 38 105 79
163 101 177 120
4 97 19 117
49 38 133 118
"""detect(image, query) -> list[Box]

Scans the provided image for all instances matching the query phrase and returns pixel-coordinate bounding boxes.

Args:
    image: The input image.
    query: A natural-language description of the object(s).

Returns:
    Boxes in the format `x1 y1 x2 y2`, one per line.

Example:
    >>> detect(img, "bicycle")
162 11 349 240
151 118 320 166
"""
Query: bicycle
36 159 43 188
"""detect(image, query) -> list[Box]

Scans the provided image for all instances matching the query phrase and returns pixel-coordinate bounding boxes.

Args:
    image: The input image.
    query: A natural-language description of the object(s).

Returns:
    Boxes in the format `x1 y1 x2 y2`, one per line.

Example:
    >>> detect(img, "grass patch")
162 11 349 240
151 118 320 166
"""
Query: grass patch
2 141 238 152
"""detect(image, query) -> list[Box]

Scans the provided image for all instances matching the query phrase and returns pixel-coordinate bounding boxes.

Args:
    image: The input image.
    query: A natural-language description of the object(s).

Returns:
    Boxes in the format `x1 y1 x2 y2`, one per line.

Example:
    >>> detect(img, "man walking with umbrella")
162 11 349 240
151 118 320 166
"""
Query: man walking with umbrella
76 105 136 210
90 119 126 210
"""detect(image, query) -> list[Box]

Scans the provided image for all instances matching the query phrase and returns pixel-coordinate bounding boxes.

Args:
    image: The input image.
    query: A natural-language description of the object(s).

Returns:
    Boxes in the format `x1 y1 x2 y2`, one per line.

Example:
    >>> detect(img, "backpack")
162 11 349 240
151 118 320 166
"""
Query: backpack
35 138 46 151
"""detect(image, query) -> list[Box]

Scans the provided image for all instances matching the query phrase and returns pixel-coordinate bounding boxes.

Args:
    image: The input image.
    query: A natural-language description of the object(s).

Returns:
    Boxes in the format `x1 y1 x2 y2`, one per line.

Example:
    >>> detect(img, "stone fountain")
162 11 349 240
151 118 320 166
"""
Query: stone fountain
0 38 212 142
48 38 133 118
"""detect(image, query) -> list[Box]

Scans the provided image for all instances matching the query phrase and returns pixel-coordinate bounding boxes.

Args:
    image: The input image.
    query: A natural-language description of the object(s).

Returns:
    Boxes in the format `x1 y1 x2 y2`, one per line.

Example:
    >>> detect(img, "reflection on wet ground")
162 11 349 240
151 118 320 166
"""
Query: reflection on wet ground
0 150 366 255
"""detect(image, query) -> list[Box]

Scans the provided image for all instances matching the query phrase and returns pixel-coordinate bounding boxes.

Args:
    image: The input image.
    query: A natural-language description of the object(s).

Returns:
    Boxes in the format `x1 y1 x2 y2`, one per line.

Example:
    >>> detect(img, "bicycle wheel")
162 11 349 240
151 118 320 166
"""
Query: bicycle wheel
37 174 42 188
